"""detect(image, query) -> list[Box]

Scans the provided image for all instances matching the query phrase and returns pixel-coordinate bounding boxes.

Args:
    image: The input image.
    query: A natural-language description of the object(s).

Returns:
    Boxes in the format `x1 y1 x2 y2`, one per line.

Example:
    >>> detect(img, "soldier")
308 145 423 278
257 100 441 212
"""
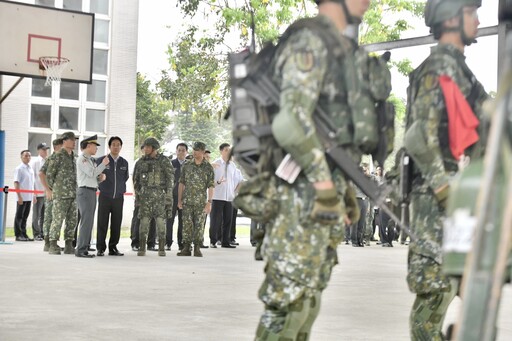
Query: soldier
45 131 79 255
132 137 174 257
254 0 372 339
39 138 63 252
75 135 108 258
177 141 214 257
403 0 488 339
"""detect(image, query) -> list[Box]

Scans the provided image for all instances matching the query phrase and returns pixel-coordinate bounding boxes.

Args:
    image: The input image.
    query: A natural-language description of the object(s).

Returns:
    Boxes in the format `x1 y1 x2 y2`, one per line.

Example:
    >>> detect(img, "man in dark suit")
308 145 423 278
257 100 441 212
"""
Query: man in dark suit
165 143 188 250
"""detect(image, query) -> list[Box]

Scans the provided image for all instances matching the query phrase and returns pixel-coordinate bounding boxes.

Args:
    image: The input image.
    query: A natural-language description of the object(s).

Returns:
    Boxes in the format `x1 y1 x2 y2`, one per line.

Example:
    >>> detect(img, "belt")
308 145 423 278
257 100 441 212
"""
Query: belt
79 186 97 191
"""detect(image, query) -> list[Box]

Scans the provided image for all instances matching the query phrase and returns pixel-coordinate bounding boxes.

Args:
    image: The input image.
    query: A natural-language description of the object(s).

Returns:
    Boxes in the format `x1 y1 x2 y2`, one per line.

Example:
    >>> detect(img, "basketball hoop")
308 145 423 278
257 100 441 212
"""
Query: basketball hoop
39 56 70 86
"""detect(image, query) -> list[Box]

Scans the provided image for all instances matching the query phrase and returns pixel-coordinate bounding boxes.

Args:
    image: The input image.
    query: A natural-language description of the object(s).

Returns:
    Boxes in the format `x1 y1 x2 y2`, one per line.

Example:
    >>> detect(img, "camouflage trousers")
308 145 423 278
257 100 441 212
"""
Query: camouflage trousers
42 198 53 238
407 190 457 340
257 178 344 336
138 192 167 241
140 216 165 240
49 197 77 241
182 203 206 245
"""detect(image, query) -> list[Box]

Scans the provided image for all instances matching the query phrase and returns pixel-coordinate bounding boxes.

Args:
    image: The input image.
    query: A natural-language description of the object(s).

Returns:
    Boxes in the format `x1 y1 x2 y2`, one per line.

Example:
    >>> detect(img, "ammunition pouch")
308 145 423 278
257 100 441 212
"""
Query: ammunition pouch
233 172 278 223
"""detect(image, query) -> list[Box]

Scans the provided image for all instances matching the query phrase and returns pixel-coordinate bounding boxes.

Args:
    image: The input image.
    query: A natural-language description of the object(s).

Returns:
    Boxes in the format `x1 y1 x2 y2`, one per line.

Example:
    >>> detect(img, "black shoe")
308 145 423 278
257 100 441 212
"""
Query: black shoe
109 249 124 256
131 246 139 251
200 244 209 249
97 250 105 256
230 241 239 246
35 235 44 241
76 252 95 258
344 240 350 245
15 236 28 241
147 246 157 251
352 243 363 247
88 247 96 252
376 241 382 245
209 243 217 248
165 245 171 251
24 236 34 241
221 244 236 248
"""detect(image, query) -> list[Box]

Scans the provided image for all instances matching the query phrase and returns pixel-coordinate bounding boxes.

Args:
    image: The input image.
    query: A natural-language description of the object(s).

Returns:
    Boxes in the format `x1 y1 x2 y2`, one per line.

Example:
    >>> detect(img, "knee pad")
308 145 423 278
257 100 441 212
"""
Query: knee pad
255 296 312 341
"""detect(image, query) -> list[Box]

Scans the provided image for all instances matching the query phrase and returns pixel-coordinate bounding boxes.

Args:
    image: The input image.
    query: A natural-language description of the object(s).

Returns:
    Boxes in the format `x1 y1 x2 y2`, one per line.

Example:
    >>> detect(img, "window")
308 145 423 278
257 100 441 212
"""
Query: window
31 104 52 128
63 0 82 11
94 19 109 44
93 49 108 75
28 133 52 155
32 79 51 98
60 82 80 100
35 0 55 7
86 109 105 132
90 0 109 15
87 80 106 103
59 107 79 130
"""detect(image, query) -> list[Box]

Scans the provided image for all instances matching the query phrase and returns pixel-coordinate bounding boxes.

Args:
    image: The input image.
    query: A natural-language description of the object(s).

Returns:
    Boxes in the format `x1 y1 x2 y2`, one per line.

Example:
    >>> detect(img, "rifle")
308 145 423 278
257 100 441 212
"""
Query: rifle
239 56 417 241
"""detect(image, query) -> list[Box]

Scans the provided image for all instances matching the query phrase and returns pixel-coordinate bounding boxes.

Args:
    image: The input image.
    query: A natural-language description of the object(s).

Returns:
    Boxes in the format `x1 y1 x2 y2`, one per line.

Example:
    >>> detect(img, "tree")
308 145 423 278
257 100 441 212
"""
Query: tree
136 73 172 154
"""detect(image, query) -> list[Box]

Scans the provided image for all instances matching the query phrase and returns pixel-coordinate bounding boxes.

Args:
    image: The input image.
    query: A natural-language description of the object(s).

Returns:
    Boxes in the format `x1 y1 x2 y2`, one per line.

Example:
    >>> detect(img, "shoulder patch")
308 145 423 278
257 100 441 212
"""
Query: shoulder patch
423 74 438 91
294 49 315 72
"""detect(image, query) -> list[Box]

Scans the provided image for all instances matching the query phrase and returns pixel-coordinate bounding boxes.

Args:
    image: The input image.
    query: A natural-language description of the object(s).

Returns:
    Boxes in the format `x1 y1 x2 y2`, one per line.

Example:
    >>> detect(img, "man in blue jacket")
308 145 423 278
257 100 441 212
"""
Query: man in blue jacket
96 136 130 256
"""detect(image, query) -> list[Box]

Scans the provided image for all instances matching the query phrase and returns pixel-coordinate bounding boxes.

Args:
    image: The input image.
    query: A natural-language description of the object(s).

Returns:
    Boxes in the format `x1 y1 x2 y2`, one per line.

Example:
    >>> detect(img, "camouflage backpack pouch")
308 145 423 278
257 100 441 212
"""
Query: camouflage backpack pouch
233 172 278 223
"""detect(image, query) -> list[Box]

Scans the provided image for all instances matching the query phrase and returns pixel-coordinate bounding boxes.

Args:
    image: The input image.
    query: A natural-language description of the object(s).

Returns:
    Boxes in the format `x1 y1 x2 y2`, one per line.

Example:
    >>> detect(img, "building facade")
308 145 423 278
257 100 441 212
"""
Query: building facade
1 0 139 230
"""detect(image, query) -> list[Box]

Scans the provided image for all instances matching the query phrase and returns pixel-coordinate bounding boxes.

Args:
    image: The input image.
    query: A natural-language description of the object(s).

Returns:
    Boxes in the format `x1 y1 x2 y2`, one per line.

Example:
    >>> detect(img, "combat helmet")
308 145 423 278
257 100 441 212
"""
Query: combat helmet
143 137 160 150
425 0 482 44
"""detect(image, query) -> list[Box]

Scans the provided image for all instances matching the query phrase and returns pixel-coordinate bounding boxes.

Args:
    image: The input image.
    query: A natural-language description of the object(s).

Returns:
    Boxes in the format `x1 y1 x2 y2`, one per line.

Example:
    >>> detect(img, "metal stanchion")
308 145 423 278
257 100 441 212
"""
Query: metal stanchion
1 186 12 244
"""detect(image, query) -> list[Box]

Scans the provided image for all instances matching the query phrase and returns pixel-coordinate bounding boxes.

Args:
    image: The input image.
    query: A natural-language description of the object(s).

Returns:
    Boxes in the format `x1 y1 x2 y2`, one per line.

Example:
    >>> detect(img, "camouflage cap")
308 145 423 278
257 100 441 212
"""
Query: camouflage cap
192 141 206 151
61 131 78 141
143 137 160 150
52 138 64 146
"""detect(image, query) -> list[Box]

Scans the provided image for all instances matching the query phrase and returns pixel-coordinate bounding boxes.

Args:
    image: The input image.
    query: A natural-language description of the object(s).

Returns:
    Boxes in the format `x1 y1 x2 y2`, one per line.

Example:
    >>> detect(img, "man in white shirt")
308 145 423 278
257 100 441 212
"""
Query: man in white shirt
30 142 50 240
13 150 35 241
209 143 243 248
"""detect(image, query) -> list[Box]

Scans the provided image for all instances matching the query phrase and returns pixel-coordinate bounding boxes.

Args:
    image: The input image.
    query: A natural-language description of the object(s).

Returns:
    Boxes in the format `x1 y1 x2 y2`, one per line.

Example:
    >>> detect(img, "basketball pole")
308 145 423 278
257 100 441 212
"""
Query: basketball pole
0 76 14 244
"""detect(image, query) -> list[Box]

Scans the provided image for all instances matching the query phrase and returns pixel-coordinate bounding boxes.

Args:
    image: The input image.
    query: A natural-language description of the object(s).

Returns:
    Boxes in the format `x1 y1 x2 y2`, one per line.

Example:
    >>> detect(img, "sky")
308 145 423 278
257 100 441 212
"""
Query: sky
137 0 501 99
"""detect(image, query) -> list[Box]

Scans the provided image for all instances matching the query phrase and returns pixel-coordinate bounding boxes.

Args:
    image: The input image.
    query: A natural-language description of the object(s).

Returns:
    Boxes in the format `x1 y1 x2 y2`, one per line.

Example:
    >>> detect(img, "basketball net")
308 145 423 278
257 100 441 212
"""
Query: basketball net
39 57 70 86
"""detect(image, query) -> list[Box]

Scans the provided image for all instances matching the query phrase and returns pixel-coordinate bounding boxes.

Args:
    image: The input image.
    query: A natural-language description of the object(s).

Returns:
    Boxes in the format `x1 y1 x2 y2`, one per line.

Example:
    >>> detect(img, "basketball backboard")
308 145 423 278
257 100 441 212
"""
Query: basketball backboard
0 0 94 83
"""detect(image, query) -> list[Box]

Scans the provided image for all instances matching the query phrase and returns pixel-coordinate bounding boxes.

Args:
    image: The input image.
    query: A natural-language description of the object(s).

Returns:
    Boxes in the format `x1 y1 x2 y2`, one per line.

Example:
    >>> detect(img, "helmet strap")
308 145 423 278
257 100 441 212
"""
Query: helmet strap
459 12 477 46
337 0 362 25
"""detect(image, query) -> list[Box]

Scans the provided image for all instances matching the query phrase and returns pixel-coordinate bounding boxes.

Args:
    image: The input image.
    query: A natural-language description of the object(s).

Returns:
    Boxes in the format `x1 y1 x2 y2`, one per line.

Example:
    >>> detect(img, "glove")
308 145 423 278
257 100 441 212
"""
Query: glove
344 185 360 223
311 187 343 224
434 184 449 209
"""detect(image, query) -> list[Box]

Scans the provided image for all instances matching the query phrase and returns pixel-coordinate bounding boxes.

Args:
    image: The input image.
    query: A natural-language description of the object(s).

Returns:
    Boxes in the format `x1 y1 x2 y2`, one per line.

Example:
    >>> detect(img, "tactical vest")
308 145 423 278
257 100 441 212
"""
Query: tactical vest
136 154 168 190
406 46 488 174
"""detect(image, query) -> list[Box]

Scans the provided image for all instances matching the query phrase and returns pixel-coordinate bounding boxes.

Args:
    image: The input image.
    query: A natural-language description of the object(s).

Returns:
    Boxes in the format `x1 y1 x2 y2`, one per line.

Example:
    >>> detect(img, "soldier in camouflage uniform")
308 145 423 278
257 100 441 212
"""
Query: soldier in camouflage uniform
177 141 214 257
255 1 374 339
45 132 79 255
403 0 488 339
39 138 63 252
132 137 174 257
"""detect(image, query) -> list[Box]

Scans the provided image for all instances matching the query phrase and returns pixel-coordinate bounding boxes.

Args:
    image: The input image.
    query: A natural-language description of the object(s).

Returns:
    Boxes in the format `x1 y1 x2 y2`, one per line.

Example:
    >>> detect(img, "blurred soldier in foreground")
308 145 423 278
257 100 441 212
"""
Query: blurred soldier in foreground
254 0 372 339
403 0 488 339
132 137 174 257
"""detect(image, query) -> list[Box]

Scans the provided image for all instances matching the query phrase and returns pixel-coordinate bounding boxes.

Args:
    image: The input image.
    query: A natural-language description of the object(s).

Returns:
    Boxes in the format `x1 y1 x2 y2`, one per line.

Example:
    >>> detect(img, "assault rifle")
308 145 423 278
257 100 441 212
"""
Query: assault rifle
232 50 416 241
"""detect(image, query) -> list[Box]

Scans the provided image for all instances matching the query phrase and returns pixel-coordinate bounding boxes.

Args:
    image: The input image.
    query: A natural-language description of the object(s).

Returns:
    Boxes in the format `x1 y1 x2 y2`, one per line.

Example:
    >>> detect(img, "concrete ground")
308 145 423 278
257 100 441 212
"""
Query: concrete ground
0 237 511 341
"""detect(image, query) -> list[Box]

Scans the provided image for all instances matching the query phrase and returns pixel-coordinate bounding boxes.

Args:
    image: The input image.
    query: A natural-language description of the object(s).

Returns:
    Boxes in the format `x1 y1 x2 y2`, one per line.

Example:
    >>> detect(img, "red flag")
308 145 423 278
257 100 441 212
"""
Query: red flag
439 75 479 160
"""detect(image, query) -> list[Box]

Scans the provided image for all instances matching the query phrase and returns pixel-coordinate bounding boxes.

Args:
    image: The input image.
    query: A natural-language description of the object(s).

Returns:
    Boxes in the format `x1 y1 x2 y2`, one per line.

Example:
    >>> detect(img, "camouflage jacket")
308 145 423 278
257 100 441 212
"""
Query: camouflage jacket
179 159 214 206
45 148 77 200
270 15 366 184
39 151 58 175
405 43 489 192
133 153 174 206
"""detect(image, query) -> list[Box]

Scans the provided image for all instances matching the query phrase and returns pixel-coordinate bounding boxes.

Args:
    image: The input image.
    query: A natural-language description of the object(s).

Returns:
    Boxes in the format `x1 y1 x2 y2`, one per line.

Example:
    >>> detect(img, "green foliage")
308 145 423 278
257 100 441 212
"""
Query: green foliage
171 112 232 160
136 73 172 155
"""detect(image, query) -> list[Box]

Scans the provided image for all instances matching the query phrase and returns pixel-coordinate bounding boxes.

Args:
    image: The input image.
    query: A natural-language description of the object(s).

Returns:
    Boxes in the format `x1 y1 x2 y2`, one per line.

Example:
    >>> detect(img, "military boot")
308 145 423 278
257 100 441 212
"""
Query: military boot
193 244 203 257
48 241 61 255
63 240 74 254
138 235 147 256
43 236 50 252
158 238 166 257
177 243 191 256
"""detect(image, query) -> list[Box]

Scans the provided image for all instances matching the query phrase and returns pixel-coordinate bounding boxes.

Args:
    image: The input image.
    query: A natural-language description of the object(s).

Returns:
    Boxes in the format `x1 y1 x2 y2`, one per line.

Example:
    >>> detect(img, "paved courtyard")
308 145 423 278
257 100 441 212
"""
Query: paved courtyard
0 237 511 341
